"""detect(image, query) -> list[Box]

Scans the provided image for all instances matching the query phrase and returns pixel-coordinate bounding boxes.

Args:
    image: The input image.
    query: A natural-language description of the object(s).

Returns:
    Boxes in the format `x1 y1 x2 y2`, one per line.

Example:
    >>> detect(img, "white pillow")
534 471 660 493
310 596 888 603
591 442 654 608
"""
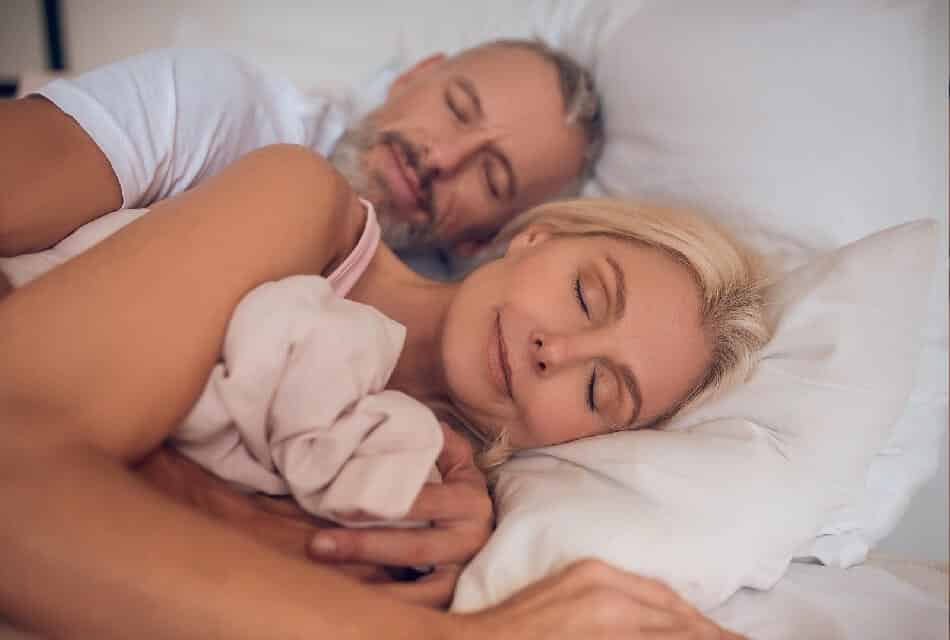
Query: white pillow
454 219 938 612
453 0 947 611
542 0 949 568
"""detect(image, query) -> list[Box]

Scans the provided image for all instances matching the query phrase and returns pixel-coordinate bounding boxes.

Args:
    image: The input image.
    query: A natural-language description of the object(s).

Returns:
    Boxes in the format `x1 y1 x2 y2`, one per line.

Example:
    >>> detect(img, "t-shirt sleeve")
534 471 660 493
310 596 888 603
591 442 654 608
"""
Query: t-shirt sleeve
35 48 308 209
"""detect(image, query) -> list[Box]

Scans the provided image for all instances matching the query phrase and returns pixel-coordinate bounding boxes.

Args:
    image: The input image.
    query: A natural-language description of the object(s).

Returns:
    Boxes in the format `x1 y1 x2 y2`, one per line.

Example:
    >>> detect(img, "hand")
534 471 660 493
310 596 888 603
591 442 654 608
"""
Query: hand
134 445 390 582
459 559 747 640
308 423 494 608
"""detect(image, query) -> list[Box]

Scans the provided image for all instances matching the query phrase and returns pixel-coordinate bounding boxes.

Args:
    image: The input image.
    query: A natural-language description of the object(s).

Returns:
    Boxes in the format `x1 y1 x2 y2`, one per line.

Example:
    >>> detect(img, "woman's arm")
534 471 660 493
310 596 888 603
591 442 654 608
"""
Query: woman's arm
0 144 442 638
0 144 362 461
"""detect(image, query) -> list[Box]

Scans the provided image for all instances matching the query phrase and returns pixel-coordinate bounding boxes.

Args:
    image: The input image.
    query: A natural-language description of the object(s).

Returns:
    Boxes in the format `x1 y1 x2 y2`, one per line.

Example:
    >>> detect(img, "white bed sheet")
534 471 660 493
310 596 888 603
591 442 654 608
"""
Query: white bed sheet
2 558 945 639
710 559 948 640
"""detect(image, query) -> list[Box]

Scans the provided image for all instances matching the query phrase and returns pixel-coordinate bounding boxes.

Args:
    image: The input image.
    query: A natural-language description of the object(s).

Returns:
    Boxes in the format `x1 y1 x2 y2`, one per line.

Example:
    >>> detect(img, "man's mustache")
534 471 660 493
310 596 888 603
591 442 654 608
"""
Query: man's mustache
378 130 435 218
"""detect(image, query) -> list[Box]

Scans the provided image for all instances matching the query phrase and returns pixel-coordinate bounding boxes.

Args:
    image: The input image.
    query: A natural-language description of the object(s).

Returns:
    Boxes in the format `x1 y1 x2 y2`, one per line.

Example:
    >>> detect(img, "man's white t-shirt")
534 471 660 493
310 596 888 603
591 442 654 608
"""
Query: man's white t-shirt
36 48 349 209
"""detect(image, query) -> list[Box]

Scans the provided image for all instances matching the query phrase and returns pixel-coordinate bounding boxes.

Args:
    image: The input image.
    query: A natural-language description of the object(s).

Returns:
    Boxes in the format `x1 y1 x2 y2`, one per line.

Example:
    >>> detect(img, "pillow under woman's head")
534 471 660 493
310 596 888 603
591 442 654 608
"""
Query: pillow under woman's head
451 0 946 612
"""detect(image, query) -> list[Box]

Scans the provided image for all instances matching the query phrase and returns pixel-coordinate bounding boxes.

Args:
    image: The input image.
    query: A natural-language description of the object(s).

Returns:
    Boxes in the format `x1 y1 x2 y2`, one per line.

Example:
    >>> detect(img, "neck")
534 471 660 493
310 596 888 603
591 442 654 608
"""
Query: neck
346 246 458 404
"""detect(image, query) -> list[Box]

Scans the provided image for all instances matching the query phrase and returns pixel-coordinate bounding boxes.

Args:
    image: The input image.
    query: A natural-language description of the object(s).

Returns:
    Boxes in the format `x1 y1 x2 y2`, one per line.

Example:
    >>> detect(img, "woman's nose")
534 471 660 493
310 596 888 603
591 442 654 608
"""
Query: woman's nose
531 330 593 375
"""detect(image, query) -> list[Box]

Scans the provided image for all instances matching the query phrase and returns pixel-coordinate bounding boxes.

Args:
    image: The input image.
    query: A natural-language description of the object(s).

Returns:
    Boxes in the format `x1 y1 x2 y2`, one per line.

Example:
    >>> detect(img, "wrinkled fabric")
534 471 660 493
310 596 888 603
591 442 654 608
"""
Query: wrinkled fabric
174 275 443 525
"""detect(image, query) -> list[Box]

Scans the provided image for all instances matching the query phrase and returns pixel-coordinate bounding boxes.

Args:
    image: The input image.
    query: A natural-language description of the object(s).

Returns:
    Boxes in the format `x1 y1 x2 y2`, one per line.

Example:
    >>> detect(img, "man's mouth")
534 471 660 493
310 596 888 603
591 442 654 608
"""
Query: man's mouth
380 134 433 220
390 143 421 198
383 143 418 212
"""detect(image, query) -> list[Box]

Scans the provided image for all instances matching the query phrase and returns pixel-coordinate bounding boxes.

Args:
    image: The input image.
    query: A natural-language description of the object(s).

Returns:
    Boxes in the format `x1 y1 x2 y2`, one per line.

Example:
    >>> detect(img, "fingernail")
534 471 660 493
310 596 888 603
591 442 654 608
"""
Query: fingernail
311 535 337 555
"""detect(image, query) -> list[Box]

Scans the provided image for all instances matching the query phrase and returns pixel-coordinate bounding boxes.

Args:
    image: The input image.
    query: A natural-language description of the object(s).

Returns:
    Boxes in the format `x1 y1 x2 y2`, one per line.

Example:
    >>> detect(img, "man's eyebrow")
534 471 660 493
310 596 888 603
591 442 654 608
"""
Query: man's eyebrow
606 255 627 321
454 76 483 118
456 75 518 200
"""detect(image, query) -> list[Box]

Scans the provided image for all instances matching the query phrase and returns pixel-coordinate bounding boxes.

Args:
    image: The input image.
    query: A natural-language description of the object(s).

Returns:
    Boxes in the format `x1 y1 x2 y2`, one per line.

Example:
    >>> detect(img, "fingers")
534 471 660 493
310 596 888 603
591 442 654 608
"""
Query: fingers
558 559 695 615
251 494 339 528
403 480 493 523
329 562 393 582
310 525 482 567
373 565 462 609
309 424 494 568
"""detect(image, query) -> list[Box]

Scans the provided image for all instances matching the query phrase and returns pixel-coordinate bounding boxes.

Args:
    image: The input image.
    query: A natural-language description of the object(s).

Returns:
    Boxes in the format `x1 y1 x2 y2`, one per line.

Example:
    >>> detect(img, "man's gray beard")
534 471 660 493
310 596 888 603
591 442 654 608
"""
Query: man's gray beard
328 121 438 253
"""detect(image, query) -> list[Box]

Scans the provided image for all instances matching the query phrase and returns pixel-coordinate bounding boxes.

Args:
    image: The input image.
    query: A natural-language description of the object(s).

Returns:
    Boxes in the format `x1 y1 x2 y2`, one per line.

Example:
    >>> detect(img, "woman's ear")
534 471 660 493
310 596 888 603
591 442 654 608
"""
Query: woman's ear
505 224 554 256
388 54 447 97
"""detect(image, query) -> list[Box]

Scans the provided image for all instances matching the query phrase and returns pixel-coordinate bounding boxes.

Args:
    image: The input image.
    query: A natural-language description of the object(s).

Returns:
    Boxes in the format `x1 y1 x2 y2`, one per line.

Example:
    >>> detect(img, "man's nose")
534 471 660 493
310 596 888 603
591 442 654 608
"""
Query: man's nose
423 129 493 176
530 330 601 376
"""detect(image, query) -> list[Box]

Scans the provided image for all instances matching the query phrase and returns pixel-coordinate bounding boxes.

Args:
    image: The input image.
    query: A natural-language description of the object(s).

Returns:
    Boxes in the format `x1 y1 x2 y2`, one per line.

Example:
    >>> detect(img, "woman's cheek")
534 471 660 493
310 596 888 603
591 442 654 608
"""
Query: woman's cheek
520 392 588 447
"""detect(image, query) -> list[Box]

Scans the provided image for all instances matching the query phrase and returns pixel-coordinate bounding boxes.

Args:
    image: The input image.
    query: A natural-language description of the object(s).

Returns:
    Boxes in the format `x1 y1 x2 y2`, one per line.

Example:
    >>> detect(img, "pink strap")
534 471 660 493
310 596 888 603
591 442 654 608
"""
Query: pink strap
327 198 380 298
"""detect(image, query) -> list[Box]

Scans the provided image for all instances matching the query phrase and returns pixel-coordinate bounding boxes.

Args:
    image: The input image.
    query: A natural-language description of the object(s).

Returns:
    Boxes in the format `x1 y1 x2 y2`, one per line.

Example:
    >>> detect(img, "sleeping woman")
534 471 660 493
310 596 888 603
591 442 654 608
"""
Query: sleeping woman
0 144 762 639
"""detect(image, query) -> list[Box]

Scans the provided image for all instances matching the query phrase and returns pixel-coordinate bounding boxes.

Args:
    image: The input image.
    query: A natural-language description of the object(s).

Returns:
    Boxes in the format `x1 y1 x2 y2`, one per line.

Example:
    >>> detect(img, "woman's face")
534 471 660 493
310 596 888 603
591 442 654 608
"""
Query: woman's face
440 228 712 449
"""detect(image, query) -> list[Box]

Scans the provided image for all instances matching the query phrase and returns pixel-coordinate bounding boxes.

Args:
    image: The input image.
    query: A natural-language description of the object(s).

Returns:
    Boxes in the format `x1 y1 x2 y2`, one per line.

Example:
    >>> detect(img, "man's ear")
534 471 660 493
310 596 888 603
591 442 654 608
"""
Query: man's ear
505 224 555 256
388 53 447 97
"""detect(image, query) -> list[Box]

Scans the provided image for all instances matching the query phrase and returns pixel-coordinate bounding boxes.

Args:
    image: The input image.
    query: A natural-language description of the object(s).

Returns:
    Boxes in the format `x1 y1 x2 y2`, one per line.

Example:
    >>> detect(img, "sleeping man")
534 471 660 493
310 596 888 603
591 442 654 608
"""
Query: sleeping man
0 39 603 605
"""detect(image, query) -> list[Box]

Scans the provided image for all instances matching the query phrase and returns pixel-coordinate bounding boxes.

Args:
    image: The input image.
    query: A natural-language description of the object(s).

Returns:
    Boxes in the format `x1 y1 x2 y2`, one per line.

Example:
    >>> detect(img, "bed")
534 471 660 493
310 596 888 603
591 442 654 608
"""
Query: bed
5 1 948 638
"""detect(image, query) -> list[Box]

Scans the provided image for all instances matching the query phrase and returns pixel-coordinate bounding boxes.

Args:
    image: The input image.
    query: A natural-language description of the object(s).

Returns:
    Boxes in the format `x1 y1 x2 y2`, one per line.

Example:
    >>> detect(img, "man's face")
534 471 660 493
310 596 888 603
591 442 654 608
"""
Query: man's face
330 45 587 254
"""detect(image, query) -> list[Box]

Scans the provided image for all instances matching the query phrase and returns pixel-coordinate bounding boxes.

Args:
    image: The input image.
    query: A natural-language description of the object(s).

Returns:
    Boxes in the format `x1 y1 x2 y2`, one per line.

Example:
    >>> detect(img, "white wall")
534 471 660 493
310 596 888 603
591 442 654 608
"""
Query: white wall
0 0 47 74
59 0 541 89
877 434 948 563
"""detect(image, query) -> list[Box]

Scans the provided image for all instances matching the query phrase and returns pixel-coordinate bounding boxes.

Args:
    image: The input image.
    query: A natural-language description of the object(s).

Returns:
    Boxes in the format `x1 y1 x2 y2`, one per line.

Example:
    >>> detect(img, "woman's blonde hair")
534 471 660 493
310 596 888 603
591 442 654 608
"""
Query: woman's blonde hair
444 198 770 472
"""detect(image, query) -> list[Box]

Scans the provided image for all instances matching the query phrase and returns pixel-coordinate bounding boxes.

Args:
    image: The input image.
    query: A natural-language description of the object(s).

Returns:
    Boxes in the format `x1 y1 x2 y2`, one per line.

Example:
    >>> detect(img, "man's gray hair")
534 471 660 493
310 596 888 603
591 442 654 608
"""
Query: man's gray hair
486 38 605 194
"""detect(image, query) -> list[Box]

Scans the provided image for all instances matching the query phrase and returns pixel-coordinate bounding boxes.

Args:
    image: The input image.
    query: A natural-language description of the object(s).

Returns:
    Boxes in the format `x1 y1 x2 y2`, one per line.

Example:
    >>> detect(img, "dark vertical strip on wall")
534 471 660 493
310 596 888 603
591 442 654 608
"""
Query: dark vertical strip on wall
43 0 67 70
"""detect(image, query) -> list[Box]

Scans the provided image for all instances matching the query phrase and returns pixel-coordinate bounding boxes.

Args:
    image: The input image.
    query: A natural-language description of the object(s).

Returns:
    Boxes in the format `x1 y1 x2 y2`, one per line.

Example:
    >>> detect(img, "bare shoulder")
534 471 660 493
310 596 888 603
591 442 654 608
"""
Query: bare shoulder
204 144 363 266
221 144 348 208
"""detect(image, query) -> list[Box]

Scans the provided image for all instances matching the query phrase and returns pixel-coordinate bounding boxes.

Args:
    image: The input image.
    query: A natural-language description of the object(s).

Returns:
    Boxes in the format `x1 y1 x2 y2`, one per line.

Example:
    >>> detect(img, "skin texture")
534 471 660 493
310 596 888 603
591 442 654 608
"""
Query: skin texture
0 147 745 639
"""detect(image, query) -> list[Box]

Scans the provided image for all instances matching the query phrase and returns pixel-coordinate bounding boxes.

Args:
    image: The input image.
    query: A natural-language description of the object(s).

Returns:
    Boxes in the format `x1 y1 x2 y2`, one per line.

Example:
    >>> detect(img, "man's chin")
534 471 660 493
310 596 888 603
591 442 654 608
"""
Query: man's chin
380 217 435 253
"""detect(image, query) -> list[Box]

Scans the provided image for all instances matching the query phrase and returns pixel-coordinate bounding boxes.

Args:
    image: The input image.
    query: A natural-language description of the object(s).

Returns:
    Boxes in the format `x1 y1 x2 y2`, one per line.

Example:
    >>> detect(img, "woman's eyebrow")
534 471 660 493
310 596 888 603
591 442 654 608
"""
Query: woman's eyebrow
602 254 639 425
619 365 642 428
605 255 626 320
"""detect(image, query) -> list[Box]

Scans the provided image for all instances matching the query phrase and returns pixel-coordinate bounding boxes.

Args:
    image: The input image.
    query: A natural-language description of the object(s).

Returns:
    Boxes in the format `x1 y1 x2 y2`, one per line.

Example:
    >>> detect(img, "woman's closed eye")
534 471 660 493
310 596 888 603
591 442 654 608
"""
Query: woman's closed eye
586 366 598 412
576 276 599 414
574 275 590 318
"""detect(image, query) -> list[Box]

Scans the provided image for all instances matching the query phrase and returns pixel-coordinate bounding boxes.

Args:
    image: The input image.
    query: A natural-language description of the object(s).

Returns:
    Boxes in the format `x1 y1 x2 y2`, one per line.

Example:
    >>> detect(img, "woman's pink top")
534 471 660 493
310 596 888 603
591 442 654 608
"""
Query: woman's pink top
325 198 380 297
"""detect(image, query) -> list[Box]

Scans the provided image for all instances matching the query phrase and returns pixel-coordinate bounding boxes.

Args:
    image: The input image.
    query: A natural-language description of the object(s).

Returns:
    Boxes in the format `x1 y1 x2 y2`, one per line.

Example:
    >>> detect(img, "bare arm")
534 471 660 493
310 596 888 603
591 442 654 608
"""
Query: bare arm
0 97 122 256
0 144 361 458
0 144 441 639
0 144 744 637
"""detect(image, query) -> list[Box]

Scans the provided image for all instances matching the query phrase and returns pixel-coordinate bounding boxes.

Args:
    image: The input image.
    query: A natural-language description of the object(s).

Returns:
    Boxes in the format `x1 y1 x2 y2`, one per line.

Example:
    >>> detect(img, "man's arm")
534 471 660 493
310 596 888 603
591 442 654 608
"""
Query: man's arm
0 97 121 256
1 48 311 259
137 425 493 608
